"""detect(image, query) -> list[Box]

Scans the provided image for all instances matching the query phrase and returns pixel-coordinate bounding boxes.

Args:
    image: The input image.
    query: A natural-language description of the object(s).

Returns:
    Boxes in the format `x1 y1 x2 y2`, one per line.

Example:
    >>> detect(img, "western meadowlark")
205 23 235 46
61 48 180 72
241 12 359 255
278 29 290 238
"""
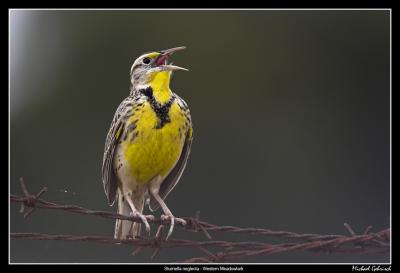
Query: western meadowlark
102 46 193 240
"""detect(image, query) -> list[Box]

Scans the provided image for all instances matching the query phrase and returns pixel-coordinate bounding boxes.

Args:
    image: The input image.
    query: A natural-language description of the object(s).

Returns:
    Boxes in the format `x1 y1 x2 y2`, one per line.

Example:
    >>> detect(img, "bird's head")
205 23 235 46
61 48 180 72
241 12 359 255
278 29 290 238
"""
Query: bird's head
130 46 188 88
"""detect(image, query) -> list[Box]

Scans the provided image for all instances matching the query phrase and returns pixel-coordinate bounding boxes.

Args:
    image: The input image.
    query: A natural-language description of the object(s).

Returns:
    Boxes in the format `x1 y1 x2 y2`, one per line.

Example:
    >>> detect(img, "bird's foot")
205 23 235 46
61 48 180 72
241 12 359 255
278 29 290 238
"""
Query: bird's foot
129 211 154 236
161 214 187 240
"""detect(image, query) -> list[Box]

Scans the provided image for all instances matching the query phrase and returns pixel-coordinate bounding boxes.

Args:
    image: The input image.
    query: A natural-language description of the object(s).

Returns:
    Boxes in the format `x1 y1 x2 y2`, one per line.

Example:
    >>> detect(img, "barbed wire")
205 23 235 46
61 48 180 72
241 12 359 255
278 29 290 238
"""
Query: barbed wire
10 179 390 263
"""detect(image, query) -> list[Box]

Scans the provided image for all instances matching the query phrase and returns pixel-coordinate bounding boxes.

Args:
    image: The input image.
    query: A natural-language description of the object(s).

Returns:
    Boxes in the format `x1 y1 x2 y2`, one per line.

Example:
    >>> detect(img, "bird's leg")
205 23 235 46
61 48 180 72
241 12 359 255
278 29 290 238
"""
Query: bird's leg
150 191 186 240
125 196 152 236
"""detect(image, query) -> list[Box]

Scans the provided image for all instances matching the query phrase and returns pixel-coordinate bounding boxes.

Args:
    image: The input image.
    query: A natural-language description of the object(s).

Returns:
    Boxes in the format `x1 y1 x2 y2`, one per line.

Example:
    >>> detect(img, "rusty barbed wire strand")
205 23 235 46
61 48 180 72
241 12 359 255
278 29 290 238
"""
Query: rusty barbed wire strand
181 229 390 263
10 179 391 263
10 229 390 263
10 186 358 242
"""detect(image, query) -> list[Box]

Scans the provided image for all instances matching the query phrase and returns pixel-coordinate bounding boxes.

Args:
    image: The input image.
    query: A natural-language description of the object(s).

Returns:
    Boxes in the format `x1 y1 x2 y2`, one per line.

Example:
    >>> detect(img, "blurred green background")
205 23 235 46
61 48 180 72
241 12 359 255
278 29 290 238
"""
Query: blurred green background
10 10 390 263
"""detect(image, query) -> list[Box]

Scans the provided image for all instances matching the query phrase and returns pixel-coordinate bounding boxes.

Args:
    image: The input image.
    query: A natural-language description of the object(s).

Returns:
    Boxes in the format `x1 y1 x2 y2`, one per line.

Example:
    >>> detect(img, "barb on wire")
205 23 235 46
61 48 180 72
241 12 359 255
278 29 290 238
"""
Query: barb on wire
10 179 390 263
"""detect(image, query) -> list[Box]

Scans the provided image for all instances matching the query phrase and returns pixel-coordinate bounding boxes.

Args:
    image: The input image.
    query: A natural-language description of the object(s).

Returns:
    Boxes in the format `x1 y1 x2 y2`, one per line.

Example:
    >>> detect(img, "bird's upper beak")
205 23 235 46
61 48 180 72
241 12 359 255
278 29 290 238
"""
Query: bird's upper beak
154 46 188 71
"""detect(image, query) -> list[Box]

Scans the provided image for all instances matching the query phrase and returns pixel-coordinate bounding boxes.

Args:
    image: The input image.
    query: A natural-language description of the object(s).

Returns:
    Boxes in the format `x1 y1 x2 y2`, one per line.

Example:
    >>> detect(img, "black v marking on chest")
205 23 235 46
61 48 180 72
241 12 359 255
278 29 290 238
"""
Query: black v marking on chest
140 87 175 129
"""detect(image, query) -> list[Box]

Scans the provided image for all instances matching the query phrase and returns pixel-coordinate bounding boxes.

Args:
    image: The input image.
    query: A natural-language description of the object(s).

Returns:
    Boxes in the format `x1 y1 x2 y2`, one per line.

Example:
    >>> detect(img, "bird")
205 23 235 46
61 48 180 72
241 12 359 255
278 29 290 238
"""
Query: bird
102 46 193 240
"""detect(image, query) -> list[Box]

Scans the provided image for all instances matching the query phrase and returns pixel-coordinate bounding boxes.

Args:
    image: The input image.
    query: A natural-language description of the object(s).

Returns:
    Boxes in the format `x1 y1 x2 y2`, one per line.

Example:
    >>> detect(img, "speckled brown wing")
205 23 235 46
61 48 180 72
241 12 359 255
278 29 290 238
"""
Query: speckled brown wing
102 96 136 205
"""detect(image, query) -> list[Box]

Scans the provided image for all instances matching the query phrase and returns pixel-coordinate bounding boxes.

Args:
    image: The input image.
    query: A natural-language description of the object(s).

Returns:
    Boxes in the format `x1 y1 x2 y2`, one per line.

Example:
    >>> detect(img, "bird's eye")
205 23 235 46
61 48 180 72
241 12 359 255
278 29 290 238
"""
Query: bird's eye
142 57 151 64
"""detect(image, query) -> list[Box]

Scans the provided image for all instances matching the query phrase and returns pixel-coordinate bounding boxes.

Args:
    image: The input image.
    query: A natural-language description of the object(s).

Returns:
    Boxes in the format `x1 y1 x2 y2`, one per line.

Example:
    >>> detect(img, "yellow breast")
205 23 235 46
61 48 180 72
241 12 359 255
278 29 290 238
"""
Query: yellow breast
122 102 188 184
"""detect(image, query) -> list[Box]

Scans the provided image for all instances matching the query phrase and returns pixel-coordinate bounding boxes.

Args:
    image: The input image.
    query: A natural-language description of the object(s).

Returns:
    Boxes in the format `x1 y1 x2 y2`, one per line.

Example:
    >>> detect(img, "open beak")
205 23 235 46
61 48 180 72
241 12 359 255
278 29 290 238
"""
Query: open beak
154 46 188 71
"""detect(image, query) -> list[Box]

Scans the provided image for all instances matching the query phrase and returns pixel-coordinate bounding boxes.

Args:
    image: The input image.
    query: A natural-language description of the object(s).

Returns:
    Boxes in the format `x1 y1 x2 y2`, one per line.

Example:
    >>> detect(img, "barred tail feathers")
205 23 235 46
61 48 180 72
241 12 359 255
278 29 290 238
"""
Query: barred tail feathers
114 193 143 239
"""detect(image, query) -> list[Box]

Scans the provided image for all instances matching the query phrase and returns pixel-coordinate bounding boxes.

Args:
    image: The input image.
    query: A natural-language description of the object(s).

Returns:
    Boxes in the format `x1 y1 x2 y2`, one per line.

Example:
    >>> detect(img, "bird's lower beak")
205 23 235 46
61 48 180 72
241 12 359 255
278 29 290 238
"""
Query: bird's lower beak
163 64 189 71
155 46 188 71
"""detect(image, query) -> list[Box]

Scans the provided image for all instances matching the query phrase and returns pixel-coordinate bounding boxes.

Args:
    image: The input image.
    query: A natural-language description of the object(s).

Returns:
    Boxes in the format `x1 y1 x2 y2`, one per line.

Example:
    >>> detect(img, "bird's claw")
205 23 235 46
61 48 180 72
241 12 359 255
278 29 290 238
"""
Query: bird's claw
161 214 174 240
130 212 153 236
175 217 187 226
161 214 185 240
